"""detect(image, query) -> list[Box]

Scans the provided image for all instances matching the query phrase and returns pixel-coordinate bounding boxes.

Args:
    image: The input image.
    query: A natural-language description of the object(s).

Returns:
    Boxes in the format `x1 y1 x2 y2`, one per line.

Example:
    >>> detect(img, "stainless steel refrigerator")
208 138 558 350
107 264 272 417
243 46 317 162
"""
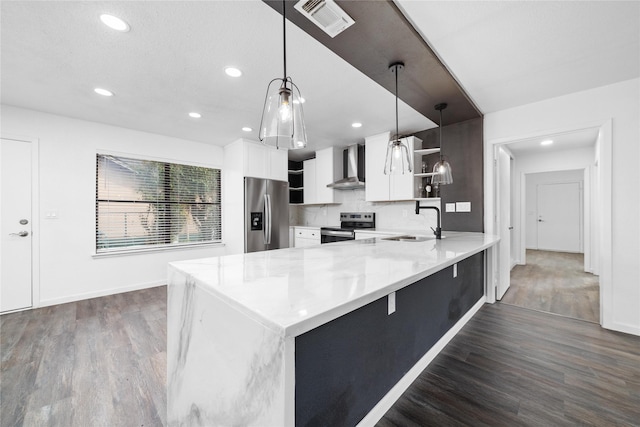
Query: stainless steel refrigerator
244 177 289 253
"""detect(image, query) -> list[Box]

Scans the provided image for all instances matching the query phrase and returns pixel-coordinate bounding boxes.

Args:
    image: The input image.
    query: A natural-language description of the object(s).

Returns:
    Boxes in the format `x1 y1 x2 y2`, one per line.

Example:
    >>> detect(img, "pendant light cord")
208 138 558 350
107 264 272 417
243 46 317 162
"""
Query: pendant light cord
439 107 443 162
395 65 399 141
282 0 287 80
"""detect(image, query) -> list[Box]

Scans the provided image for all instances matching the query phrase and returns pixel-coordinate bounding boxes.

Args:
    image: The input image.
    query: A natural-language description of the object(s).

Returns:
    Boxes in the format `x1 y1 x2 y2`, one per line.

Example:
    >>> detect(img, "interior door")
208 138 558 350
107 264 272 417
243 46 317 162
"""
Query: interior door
537 182 581 252
1 138 33 312
496 147 511 300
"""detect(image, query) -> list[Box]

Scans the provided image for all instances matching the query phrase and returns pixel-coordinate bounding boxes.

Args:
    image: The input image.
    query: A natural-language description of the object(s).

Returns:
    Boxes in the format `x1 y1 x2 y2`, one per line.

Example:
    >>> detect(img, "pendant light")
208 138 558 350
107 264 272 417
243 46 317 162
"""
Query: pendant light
431 103 453 185
384 62 412 175
259 0 307 150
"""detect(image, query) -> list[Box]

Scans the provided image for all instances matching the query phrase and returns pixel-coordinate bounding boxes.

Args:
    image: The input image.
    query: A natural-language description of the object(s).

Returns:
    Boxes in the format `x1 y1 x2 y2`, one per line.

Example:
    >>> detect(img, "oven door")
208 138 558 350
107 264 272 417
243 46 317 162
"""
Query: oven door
320 229 355 244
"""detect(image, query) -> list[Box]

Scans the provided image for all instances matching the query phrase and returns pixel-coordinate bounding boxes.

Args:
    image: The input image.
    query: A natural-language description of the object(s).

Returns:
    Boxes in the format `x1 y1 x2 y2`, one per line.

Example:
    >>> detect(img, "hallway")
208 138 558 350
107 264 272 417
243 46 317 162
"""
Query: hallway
502 250 599 323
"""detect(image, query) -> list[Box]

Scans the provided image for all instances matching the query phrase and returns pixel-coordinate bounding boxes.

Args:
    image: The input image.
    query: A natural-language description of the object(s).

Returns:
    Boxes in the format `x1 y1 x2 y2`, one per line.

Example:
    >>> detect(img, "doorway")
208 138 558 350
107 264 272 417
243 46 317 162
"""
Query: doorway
1 137 38 313
493 128 601 323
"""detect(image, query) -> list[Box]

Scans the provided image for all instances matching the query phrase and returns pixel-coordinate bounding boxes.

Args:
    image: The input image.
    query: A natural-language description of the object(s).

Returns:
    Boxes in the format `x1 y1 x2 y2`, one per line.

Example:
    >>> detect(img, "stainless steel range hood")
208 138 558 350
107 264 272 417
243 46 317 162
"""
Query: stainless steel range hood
327 144 365 189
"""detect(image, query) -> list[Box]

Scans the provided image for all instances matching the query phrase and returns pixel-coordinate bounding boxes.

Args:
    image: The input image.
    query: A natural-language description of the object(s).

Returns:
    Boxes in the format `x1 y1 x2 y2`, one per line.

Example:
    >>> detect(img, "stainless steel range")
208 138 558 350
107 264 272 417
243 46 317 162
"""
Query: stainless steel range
320 212 375 244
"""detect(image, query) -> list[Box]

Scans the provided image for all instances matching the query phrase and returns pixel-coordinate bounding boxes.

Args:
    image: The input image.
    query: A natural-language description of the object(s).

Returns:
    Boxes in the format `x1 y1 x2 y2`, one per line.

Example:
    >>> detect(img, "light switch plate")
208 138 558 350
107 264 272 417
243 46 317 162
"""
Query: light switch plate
388 292 396 315
445 203 456 212
456 202 471 212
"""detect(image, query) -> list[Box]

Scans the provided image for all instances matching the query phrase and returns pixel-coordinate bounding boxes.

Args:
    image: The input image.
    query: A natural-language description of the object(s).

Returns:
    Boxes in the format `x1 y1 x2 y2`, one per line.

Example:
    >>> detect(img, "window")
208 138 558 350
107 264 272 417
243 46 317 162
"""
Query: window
96 154 221 253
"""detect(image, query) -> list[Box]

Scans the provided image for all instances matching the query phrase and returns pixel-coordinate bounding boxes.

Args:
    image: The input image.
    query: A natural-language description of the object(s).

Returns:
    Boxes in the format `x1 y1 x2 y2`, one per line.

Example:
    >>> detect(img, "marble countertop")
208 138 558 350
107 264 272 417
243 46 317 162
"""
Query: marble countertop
169 232 499 337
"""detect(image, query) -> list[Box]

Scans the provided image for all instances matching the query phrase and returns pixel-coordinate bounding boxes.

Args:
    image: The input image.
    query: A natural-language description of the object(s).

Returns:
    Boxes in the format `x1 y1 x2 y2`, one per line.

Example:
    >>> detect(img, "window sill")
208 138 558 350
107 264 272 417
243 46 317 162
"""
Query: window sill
92 242 226 259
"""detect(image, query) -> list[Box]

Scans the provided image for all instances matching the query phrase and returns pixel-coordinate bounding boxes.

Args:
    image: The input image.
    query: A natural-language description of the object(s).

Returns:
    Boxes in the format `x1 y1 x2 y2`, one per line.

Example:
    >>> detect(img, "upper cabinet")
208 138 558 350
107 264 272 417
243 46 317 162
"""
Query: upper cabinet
300 147 342 205
303 158 317 204
365 132 424 201
242 141 288 182
314 147 342 204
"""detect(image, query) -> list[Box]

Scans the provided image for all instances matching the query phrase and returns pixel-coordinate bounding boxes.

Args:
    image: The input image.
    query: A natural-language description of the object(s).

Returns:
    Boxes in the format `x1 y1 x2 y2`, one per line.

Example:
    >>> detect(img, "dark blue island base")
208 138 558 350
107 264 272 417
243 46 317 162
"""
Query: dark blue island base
295 252 484 427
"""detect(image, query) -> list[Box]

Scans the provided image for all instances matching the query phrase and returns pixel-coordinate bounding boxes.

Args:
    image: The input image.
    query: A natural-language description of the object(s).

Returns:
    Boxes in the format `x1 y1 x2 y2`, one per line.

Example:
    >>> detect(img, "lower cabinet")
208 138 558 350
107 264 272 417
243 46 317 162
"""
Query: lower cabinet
294 252 484 426
294 227 320 247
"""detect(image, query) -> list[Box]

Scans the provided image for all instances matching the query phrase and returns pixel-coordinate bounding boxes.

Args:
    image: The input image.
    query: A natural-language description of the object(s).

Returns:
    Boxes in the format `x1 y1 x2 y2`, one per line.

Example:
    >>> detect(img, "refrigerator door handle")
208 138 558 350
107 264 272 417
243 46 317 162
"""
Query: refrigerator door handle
264 193 272 245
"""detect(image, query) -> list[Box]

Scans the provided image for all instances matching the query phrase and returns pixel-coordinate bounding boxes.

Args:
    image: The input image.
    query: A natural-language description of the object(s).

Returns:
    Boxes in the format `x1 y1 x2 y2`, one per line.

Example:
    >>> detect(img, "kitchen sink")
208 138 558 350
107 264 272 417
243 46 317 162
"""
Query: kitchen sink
382 235 433 242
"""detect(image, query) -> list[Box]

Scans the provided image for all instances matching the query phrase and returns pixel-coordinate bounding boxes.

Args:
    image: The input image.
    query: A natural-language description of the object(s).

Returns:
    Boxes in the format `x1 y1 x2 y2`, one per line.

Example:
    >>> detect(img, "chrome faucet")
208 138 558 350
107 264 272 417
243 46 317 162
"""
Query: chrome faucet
415 201 442 239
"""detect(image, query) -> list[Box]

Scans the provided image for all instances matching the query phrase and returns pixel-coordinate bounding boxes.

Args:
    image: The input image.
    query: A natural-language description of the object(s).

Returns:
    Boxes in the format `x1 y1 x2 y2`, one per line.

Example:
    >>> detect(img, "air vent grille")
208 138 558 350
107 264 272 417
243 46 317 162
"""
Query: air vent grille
294 0 355 38
301 0 323 13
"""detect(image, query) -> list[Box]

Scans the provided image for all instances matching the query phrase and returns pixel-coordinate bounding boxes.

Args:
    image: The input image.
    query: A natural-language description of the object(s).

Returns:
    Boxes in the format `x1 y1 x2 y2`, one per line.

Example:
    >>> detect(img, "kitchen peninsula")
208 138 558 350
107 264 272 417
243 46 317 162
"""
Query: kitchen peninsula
167 232 499 426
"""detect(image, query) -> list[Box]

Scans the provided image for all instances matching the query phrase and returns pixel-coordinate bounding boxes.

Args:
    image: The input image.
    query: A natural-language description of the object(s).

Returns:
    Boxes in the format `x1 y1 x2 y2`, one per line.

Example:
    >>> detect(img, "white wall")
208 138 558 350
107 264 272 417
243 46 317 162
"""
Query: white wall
523 169 584 250
1 105 226 307
510 146 595 264
484 78 640 336
292 189 442 232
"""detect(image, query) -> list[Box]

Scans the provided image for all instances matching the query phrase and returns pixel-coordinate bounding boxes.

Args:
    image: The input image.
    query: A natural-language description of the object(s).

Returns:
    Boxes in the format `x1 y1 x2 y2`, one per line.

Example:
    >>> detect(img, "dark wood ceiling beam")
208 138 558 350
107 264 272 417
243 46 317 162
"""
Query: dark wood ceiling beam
263 0 482 125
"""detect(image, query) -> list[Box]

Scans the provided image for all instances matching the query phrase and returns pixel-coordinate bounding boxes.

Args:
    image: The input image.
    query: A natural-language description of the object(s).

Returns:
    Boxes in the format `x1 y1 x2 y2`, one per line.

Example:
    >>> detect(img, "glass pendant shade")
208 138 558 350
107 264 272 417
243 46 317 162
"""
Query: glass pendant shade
432 158 453 184
383 62 411 175
432 102 453 185
384 137 412 175
258 0 307 150
260 77 307 150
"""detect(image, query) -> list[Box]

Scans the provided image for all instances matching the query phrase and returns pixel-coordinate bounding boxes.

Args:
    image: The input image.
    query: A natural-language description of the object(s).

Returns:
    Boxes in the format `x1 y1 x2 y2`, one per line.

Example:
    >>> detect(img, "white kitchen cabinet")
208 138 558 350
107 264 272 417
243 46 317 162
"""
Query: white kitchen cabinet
301 147 341 205
303 158 317 204
294 227 321 247
243 140 288 181
365 132 421 202
314 147 342 204
364 132 391 202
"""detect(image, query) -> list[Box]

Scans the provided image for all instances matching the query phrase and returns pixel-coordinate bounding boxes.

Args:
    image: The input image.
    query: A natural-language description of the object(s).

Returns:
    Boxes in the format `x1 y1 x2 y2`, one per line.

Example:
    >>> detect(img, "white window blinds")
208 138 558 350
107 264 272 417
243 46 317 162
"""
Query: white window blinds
96 154 221 253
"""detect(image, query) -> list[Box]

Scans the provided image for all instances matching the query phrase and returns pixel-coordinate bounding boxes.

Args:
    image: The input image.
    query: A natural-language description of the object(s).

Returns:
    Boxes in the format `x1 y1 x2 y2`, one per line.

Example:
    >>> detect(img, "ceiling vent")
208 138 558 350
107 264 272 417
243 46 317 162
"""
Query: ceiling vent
294 0 355 38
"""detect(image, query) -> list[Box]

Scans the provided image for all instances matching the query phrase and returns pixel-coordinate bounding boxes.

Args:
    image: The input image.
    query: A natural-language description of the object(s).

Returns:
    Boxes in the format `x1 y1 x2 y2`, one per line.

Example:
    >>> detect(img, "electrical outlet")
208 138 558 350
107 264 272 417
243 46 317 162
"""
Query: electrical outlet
402 209 407 218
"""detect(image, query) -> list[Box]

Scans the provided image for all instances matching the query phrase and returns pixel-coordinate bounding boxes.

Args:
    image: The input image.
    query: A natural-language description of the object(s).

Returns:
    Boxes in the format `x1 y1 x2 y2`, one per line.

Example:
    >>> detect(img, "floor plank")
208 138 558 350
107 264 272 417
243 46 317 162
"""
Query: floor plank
2 286 639 427
503 249 599 323
378 303 640 427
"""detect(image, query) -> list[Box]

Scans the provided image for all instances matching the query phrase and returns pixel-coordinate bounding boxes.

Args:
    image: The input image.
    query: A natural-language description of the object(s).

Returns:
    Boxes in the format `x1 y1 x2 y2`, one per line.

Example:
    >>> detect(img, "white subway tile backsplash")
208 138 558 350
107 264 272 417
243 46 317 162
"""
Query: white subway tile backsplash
291 189 441 231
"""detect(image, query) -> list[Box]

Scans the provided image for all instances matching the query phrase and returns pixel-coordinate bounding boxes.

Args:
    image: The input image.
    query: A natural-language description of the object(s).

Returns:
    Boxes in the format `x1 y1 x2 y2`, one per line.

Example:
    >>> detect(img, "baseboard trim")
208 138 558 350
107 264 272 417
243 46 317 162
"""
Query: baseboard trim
357 296 486 426
604 321 640 337
37 280 165 308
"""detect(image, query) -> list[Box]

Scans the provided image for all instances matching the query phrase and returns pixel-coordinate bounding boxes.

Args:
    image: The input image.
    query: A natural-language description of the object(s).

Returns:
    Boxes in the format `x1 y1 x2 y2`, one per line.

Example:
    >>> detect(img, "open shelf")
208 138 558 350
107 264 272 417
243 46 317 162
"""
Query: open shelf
414 172 438 178
414 148 440 156
288 169 303 175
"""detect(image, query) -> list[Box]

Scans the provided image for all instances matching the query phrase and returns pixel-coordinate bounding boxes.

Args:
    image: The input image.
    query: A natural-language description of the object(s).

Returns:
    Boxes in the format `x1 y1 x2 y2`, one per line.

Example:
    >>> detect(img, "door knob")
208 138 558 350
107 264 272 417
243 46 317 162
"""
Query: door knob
10 231 29 237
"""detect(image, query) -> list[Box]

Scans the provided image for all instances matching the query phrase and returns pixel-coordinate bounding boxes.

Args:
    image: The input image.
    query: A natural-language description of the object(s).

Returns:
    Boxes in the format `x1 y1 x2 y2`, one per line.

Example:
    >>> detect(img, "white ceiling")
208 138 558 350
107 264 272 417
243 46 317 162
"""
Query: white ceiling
0 1 433 160
2 1 639 158
506 127 599 157
396 0 640 113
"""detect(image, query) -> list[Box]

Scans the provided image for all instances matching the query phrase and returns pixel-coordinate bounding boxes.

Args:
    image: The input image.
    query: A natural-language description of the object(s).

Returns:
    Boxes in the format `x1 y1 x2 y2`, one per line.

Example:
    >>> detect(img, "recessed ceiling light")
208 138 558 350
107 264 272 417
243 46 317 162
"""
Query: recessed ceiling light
224 67 242 77
189 112 202 119
242 127 252 132
100 14 130 32
541 139 554 146
351 122 362 128
94 87 114 97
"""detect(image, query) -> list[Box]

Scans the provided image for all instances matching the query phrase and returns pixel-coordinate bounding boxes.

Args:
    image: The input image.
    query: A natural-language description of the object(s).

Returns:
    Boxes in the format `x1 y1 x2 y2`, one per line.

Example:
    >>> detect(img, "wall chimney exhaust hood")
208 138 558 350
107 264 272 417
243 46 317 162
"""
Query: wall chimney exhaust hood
327 144 365 190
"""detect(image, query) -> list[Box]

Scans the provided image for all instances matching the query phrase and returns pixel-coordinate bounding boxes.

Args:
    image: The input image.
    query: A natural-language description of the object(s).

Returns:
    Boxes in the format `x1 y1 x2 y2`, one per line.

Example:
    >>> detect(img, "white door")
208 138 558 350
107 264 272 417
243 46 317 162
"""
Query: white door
537 182 581 252
496 147 511 300
1 138 33 312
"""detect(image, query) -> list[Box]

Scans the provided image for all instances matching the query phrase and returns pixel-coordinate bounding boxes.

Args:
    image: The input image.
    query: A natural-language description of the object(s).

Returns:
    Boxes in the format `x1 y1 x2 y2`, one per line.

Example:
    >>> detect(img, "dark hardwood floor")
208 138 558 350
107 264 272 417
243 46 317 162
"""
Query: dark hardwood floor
2 286 639 427
503 250 600 323
0 287 167 427
377 303 640 427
